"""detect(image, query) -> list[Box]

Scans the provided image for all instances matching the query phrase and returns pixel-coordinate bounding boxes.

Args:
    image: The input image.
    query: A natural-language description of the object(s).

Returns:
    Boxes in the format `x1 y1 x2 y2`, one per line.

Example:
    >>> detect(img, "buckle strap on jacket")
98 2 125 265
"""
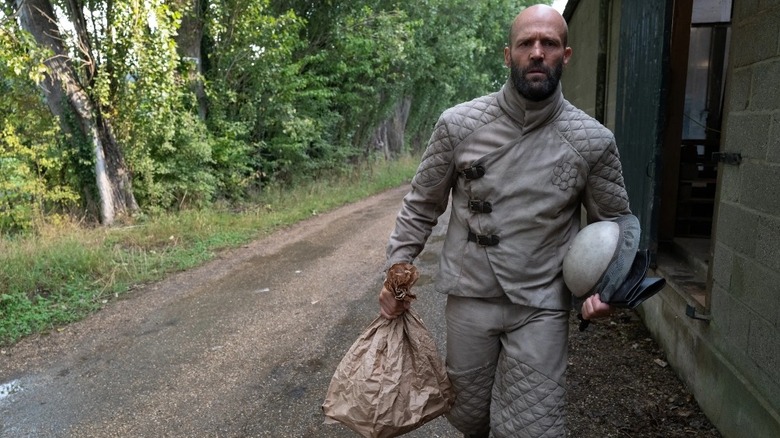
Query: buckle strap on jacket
468 231 500 246
462 164 485 180
468 200 493 214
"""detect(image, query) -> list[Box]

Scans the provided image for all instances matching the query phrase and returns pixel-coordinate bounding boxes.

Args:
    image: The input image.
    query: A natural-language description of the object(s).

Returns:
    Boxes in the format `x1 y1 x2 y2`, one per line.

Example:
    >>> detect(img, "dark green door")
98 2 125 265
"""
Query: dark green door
614 0 672 253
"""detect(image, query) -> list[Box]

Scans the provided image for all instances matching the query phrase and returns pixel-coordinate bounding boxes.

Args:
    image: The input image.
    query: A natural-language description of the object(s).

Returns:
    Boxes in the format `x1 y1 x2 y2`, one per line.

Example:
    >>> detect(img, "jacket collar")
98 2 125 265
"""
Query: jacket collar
497 78 564 133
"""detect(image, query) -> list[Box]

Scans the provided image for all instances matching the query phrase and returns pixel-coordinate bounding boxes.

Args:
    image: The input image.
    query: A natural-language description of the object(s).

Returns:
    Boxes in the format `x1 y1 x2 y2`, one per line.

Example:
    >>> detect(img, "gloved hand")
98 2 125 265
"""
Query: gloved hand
379 285 410 319
378 262 419 319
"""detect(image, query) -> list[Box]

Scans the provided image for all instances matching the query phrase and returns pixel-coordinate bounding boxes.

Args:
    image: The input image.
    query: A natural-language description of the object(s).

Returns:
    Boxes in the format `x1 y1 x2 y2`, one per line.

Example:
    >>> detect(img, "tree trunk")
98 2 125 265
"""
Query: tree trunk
371 122 390 160
64 0 95 85
387 96 411 156
173 0 208 120
370 97 412 159
15 0 138 225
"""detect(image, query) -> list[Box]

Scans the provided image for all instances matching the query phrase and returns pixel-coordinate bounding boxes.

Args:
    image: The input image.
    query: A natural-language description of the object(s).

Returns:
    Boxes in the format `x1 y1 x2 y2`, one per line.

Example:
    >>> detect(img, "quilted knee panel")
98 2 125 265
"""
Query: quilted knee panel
491 354 566 438
445 363 496 436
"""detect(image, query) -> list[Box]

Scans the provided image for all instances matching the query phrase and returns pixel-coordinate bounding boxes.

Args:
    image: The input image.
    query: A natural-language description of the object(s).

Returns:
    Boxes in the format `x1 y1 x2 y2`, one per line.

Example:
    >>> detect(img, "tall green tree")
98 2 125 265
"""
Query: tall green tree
12 0 138 225
172 0 208 120
0 0 545 232
103 0 216 210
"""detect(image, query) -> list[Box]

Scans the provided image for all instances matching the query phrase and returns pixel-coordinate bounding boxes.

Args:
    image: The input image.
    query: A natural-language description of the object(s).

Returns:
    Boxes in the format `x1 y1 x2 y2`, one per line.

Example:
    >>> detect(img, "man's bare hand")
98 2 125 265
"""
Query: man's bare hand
581 294 613 320
379 286 410 319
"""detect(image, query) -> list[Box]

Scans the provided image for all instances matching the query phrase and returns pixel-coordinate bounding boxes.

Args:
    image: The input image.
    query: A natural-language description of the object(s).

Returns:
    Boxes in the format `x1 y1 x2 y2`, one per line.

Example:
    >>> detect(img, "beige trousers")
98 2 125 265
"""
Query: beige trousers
444 294 569 438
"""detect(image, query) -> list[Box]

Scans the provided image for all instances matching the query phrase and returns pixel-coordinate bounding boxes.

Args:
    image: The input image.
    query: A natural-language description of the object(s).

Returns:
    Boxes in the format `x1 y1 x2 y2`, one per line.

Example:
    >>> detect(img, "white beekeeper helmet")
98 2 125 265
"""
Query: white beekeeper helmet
563 215 640 299
563 214 666 309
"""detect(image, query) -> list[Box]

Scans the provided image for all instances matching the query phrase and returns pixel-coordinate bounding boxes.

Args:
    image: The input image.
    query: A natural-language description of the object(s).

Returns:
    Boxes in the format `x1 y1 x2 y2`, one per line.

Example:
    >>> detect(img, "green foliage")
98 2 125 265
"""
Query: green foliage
96 1 215 210
129 109 217 210
0 16 80 232
205 0 318 185
1 0 547 227
205 120 255 198
322 7 416 139
0 233 103 342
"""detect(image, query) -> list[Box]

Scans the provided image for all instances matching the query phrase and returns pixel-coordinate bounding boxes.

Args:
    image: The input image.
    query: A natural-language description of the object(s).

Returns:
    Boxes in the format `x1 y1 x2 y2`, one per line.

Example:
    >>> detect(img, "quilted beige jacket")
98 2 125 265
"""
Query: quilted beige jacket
386 80 631 310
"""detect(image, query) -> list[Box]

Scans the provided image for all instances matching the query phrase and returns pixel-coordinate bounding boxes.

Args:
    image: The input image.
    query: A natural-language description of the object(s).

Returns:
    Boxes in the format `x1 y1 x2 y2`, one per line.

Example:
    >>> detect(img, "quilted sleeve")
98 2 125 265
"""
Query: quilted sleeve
385 117 456 269
582 136 632 222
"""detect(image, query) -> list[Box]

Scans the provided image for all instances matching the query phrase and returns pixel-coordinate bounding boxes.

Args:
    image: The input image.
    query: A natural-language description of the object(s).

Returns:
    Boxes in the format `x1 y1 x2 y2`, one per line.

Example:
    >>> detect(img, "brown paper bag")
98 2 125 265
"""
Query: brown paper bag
322 264 453 438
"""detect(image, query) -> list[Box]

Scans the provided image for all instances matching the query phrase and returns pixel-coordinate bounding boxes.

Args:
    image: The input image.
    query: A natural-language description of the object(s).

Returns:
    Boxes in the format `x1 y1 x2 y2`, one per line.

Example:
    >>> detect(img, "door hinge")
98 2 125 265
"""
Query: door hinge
685 304 712 322
712 152 742 165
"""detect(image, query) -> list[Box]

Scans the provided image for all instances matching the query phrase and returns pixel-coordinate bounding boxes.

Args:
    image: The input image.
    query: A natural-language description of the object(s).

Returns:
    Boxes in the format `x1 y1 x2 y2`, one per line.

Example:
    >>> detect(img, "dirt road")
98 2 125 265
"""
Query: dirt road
0 185 718 437
0 186 457 437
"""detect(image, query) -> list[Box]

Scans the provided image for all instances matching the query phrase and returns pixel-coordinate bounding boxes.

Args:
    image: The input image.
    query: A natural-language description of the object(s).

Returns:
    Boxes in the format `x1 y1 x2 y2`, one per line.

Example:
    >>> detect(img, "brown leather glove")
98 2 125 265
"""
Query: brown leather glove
378 263 419 319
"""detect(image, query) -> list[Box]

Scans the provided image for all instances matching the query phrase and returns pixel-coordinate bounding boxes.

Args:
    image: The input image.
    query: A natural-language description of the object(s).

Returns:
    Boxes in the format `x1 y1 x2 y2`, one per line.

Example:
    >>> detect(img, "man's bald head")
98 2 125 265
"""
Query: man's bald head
508 4 569 48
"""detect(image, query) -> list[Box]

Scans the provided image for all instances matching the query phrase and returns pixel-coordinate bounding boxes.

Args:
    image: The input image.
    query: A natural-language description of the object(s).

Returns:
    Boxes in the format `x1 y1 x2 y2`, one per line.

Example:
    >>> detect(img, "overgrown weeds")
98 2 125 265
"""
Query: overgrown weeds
0 156 418 346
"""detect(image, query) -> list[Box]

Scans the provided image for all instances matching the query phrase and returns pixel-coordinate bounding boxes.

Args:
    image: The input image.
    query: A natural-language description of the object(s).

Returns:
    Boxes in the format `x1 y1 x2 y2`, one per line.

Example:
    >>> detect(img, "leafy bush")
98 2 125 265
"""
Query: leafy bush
0 22 79 231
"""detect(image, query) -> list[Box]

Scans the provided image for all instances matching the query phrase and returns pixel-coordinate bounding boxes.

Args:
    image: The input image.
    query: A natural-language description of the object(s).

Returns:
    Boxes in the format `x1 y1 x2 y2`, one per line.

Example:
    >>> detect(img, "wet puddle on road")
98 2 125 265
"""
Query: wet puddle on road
0 379 22 400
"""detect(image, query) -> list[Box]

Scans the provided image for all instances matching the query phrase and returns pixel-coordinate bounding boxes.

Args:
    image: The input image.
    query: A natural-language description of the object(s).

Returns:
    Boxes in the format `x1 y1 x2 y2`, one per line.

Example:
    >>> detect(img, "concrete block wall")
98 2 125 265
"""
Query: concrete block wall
561 0 622 131
561 0 600 117
639 0 780 432
710 0 780 413
563 0 780 436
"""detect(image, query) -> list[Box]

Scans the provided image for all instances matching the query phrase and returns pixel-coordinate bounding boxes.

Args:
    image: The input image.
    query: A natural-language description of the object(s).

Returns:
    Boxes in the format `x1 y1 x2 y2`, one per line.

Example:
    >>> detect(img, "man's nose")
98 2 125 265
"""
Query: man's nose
530 42 544 59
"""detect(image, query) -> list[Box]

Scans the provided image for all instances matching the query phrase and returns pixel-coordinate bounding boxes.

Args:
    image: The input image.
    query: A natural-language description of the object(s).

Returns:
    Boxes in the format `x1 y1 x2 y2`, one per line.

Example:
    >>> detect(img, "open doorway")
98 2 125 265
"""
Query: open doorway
659 0 732 307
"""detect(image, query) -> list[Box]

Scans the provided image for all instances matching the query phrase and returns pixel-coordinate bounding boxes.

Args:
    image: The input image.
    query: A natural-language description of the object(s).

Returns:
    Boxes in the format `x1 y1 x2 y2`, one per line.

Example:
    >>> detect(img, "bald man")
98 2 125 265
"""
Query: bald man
379 5 631 437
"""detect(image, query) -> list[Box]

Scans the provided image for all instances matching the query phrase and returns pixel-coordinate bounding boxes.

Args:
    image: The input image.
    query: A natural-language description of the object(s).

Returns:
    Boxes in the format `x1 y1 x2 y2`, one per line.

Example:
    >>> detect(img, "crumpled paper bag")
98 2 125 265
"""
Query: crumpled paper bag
322 263 453 438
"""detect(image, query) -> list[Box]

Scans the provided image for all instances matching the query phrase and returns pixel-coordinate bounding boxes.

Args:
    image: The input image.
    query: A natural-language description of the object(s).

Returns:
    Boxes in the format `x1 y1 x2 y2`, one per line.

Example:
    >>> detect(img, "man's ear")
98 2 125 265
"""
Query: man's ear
563 46 573 66
504 46 511 68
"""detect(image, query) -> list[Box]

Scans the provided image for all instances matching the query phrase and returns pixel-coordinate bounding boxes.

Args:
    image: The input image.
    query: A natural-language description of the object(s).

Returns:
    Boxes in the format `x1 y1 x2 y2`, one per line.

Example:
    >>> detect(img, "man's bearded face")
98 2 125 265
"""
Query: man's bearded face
510 57 564 101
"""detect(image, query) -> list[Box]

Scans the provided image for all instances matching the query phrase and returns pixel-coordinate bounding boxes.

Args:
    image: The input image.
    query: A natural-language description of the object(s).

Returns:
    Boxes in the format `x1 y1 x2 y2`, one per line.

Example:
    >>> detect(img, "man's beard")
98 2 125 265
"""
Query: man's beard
510 59 563 101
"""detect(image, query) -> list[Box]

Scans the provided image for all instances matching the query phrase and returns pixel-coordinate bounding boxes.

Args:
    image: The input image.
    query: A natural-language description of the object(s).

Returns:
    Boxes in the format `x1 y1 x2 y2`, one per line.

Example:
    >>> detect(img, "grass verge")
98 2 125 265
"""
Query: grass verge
0 156 418 346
